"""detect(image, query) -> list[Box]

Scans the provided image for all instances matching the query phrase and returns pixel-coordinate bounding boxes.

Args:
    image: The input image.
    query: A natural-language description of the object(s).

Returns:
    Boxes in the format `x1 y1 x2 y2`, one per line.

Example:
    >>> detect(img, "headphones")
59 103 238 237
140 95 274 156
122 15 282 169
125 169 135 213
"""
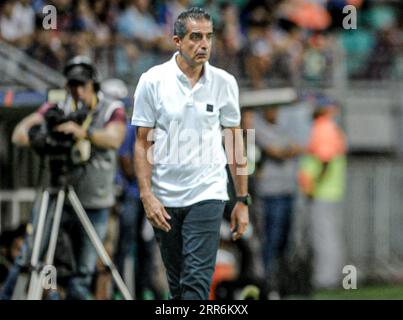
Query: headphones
63 56 100 91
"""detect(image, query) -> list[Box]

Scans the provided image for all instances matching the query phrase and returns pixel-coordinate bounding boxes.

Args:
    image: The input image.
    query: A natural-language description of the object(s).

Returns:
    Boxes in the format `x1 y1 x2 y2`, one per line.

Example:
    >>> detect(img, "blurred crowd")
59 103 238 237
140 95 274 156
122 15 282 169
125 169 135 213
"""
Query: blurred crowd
0 0 402 88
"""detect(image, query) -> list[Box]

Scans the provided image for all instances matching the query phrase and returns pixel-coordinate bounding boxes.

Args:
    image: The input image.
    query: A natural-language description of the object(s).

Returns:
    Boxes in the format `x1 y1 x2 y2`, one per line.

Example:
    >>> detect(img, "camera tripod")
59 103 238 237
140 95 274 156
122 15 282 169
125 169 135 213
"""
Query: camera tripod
12 161 133 300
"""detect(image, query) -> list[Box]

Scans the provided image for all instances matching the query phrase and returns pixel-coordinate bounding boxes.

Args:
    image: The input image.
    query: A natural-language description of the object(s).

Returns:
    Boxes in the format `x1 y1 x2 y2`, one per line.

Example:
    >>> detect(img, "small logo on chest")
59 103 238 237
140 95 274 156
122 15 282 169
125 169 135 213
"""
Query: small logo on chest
206 104 214 112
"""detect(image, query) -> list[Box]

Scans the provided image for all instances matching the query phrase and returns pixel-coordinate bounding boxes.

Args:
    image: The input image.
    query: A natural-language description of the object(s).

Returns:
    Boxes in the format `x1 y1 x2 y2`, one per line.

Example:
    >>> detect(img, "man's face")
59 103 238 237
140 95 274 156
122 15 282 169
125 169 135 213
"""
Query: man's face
174 19 213 67
67 80 95 107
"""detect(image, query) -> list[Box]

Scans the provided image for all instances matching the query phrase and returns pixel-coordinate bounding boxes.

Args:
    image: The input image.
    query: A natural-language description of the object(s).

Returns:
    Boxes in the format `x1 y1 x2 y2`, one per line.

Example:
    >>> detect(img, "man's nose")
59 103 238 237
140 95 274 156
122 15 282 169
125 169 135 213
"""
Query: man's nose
200 37 210 50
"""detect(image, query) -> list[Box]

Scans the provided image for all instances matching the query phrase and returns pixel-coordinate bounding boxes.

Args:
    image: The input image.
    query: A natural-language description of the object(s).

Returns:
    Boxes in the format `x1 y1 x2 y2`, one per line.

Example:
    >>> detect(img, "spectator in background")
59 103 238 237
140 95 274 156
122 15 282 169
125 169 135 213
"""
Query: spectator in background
199 0 221 26
301 33 333 84
67 0 95 57
269 21 304 86
90 0 114 46
213 2 244 79
243 5 272 89
68 30 93 57
0 0 35 50
0 225 26 287
89 0 115 77
50 0 73 31
365 26 399 80
27 16 67 70
298 96 347 290
115 0 172 81
159 0 191 38
31 0 46 15
117 0 162 44
253 106 303 298
70 0 95 32
27 0 73 69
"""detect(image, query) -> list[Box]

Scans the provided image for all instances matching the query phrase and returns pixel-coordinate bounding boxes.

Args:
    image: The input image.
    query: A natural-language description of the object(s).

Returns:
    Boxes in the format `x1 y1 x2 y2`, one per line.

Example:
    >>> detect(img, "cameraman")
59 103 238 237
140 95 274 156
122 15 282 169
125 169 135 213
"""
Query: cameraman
8 56 126 299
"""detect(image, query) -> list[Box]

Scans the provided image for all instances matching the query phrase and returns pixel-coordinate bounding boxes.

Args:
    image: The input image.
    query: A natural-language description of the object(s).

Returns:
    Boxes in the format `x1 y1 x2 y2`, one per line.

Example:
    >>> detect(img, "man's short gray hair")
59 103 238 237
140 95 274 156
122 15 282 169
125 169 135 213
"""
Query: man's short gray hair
174 7 212 39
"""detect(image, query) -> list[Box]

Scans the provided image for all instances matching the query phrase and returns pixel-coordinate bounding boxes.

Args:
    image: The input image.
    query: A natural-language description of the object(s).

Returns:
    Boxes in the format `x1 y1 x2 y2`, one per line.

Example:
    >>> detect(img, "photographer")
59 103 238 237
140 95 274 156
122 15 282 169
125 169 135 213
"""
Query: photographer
6 56 126 300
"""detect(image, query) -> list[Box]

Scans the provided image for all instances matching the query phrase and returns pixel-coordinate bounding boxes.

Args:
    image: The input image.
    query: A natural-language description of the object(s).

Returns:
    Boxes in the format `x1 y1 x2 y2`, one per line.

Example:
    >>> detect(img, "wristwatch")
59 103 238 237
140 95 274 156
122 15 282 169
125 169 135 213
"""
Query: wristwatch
236 194 252 206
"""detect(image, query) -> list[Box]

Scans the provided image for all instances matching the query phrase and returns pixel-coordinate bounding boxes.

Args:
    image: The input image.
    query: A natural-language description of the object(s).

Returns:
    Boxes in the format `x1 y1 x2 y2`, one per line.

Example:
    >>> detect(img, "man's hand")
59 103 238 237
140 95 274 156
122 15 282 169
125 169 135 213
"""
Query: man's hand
141 193 171 232
230 202 249 241
56 121 87 140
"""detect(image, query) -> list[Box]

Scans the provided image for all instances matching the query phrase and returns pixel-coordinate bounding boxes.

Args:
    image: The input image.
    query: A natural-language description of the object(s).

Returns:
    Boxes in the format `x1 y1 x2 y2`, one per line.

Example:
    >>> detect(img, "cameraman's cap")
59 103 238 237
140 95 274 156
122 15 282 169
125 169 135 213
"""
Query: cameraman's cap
65 65 93 84
64 56 96 85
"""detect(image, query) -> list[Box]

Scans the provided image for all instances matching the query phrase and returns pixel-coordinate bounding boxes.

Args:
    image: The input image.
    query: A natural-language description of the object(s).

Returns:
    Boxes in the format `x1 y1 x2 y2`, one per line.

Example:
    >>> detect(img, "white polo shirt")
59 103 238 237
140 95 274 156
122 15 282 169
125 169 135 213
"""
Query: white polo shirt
132 52 241 207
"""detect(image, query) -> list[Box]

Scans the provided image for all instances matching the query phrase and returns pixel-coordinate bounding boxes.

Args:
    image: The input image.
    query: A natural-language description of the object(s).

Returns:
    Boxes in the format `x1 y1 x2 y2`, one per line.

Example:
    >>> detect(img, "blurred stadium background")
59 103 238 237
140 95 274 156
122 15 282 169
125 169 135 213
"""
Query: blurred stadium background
0 0 403 299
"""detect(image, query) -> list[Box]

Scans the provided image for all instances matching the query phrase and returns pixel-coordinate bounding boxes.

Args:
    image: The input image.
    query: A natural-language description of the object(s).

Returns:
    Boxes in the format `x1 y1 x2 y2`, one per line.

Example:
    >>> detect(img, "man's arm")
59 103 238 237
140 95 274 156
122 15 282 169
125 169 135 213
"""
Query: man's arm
263 143 304 161
88 122 126 149
225 126 249 241
12 112 44 146
134 127 171 232
56 120 127 150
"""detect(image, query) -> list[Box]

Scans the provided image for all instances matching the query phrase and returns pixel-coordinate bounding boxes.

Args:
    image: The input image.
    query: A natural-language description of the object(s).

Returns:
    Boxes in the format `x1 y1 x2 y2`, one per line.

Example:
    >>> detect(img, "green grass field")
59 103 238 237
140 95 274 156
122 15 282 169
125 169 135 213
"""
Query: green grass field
312 284 403 300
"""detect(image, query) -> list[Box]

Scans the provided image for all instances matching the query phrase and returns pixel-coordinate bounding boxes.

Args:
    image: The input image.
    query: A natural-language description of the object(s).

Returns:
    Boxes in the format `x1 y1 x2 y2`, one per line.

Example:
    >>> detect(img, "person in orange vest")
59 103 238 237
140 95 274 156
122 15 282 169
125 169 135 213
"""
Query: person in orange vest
299 95 347 289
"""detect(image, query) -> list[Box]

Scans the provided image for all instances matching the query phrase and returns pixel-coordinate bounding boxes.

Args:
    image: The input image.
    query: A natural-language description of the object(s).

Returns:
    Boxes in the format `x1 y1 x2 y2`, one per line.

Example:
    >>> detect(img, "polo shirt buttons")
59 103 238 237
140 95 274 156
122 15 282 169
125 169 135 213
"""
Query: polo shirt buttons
186 94 194 108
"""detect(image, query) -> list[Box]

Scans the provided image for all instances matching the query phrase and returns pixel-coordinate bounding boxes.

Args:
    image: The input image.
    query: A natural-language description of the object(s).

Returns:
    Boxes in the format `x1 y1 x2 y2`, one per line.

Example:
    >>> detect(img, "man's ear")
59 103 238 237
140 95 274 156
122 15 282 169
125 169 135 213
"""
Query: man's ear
172 35 181 49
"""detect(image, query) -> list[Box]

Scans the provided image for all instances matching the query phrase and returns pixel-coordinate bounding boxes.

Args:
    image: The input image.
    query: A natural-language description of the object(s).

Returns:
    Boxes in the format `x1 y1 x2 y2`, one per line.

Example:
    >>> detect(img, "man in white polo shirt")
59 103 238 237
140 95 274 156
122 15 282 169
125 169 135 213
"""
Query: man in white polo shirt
132 7 250 300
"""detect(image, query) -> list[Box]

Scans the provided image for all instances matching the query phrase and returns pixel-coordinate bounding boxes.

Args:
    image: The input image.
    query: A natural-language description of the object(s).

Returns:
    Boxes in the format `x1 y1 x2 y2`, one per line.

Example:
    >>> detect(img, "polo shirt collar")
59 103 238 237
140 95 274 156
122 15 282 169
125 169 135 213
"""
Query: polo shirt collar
171 51 211 84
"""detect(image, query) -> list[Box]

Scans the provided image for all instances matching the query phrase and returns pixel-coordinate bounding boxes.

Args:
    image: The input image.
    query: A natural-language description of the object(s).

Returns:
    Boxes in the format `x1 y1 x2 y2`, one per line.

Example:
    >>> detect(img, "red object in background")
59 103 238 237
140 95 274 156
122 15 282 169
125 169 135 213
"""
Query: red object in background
209 263 237 300
288 1 332 30
347 0 364 8
4 90 14 107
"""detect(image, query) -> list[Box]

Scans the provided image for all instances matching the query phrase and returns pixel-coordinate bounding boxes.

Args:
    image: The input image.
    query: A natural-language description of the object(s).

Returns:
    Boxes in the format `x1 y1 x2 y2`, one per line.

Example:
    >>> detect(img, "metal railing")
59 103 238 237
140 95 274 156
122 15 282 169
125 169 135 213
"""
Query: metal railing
0 41 65 91
0 188 36 234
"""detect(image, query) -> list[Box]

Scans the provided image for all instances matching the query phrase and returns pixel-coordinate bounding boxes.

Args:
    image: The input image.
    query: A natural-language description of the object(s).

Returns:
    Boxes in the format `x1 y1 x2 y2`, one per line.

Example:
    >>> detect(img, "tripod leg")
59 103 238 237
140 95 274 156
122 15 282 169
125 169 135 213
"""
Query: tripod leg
27 190 50 300
67 186 133 300
9 191 46 300
30 189 65 300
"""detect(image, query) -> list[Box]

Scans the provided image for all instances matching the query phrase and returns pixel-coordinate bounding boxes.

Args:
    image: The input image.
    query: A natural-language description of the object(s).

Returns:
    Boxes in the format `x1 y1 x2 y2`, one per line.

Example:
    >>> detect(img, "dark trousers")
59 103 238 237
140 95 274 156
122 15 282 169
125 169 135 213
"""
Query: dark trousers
262 194 294 278
154 200 225 300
